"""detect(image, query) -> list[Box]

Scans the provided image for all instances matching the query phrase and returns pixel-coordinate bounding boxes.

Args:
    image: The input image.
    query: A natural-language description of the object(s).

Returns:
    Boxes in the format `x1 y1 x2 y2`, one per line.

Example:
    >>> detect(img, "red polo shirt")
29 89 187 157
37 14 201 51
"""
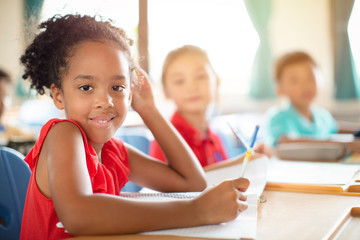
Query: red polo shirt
149 112 228 167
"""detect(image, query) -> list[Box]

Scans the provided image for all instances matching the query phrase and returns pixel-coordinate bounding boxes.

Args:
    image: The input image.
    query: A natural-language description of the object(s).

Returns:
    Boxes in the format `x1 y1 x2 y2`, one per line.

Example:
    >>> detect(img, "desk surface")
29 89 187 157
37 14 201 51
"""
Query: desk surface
72 190 360 240
256 191 359 240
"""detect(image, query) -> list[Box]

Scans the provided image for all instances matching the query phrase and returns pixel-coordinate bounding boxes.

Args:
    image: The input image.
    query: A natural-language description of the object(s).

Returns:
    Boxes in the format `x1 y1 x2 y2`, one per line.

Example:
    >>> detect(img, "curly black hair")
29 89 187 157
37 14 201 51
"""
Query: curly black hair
20 14 134 95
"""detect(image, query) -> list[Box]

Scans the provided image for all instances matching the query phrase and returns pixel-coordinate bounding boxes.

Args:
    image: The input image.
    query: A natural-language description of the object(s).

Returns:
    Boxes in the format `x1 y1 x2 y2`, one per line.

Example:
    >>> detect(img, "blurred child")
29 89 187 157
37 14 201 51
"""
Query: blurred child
264 51 360 153
149 45 261 169
0 69 35 147
20 15 250 239
0 69 12 130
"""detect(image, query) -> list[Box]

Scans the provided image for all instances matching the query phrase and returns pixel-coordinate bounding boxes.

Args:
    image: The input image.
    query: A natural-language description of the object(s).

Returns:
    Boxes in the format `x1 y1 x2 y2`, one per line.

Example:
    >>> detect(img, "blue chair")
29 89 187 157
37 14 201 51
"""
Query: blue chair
115 127 153 192
115 127 153 155
0 147 30 240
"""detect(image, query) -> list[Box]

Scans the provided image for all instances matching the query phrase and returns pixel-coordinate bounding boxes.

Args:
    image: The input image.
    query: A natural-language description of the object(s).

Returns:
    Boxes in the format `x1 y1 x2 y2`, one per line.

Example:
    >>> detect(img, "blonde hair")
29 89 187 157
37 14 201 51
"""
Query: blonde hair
275 51 317 83
161 45 219 86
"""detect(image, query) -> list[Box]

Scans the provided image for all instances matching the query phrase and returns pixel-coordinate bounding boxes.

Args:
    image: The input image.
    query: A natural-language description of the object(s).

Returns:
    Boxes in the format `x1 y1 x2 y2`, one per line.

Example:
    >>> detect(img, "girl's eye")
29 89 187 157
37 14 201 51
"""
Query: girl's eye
196 74 207 80
112 85 126 92
79 85 93 91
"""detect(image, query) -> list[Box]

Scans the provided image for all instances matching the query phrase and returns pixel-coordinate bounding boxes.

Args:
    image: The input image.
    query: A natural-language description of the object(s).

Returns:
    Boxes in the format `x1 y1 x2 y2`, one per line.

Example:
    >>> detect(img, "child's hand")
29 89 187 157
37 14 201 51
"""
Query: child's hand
347 140 360 153
192 178 250 225
254 143 273 157
131 64 156 114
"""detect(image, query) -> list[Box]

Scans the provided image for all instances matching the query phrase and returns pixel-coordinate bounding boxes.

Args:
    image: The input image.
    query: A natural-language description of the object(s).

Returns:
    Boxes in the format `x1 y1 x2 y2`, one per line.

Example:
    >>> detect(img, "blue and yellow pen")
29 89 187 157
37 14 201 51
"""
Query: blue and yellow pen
239 125 260 177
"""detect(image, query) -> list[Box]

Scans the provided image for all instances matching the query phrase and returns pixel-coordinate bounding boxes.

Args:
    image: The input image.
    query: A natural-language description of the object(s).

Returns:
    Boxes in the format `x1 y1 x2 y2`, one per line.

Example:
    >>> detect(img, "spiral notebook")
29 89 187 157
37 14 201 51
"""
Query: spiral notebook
120 192 258 239
120 192 200 201
120 157 269 239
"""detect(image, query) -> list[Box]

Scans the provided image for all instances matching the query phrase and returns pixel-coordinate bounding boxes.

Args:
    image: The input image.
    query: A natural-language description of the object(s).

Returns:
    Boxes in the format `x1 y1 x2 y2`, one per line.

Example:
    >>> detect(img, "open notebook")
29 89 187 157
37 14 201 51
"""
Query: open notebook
205 156 268 196
267 156 360 185
121 156 269 239
121 192 258 239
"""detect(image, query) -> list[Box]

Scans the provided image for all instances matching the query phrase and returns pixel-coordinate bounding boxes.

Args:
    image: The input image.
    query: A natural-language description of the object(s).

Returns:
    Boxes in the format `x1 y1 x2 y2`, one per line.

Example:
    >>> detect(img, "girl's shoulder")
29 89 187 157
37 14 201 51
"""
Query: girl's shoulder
42 118 83 133
26 119 86 169
38 118 87 146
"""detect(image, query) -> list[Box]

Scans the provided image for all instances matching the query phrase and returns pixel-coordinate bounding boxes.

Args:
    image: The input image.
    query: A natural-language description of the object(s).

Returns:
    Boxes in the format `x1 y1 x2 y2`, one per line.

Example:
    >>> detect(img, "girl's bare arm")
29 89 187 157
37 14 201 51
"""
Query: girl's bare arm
127 66 206 192
42 122 249 235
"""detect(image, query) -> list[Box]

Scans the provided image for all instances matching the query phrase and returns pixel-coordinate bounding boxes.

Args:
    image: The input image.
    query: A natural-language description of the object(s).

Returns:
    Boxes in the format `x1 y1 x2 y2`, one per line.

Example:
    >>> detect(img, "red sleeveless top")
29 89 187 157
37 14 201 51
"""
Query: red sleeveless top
20 118 130 240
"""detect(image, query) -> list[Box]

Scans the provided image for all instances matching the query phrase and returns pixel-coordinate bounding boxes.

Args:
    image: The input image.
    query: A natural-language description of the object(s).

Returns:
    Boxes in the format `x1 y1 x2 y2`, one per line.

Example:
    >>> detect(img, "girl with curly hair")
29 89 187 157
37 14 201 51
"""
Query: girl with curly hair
20 14 250 239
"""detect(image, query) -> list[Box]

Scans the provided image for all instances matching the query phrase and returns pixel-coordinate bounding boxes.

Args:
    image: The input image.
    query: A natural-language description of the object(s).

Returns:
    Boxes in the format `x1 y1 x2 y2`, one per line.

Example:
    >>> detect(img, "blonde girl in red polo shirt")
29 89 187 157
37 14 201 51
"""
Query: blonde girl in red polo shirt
19 15 250 239
150 45 261 169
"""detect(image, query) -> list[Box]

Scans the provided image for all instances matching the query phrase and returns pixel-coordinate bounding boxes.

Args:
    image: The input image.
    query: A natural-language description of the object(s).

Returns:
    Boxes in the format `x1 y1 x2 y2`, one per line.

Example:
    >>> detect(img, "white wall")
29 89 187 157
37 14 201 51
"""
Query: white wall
271 0 333 103
0 0 24 81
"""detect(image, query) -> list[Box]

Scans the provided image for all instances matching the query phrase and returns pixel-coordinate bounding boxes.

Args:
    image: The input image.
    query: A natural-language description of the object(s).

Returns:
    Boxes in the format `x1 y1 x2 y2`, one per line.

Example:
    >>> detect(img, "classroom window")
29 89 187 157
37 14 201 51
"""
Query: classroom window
40 0 139 56
40 0 258 96
348 0 360 76
147 0 259 95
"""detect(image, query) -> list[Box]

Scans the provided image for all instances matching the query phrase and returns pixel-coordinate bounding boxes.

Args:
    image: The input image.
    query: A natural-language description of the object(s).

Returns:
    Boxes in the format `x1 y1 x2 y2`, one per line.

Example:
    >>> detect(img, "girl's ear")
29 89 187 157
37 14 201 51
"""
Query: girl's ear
216 76 220 88
50 84 65 110
163 86 170 99
276 85 285 96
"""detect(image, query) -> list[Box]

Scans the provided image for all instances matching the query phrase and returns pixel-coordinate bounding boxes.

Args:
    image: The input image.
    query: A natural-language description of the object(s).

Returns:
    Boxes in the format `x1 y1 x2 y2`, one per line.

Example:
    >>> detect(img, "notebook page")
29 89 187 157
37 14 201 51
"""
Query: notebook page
205 156 269 196
138 193 258 239
267 157 360 185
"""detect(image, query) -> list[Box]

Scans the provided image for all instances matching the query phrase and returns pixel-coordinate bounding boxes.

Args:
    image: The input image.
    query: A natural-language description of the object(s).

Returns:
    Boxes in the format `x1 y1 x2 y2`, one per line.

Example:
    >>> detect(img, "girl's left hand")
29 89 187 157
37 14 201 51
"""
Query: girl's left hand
131 65 156 113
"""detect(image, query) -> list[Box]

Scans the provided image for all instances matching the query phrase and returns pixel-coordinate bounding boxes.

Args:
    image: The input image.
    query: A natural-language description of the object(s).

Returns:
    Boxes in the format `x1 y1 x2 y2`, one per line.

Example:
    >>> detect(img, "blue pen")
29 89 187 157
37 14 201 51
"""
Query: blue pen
239 125 260 177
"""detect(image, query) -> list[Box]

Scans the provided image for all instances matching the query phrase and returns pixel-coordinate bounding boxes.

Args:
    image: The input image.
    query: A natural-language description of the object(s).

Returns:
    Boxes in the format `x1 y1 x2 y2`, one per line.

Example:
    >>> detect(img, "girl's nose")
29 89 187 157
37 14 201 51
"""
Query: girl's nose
94 91 114 109
186 79 198 91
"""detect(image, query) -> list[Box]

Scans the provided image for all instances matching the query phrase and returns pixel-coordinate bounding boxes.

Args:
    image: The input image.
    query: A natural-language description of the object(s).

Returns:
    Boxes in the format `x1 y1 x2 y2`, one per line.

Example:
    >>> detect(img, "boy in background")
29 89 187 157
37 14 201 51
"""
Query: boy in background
264 51 360 153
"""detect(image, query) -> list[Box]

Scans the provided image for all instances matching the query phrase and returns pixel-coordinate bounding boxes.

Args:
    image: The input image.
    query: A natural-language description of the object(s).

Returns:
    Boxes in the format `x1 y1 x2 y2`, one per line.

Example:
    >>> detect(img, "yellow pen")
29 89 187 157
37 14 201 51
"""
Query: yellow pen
239 125 260 177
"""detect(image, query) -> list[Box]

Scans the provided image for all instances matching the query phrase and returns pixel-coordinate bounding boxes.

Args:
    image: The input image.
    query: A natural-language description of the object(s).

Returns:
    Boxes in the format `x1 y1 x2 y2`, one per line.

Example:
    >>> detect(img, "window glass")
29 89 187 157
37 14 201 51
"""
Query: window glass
349 0 360 75
148 0 258 94
41 0 139 56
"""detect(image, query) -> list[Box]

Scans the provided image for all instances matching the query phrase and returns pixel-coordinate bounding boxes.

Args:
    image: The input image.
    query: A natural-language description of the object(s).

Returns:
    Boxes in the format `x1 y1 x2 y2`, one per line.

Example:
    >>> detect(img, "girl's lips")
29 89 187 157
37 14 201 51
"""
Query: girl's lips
89 115 115 128
302 92 314 100
187 96 202 102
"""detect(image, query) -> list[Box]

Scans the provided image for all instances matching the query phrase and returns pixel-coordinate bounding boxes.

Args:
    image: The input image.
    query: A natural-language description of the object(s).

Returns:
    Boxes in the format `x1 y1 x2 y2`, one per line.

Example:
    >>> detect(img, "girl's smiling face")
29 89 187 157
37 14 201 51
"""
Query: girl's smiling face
51 41 132 150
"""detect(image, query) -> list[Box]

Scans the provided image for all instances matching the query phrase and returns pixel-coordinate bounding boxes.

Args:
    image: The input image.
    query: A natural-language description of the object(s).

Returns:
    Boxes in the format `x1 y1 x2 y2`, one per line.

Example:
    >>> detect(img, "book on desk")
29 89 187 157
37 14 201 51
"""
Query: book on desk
121 156 269 240
266 155 360 196
119 154 360 239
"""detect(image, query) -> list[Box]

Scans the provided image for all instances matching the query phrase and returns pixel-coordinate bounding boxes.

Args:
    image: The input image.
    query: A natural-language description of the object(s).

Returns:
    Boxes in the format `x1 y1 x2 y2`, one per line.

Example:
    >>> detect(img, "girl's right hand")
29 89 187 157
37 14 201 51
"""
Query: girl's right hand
131 64 156 114
192 178 250 225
